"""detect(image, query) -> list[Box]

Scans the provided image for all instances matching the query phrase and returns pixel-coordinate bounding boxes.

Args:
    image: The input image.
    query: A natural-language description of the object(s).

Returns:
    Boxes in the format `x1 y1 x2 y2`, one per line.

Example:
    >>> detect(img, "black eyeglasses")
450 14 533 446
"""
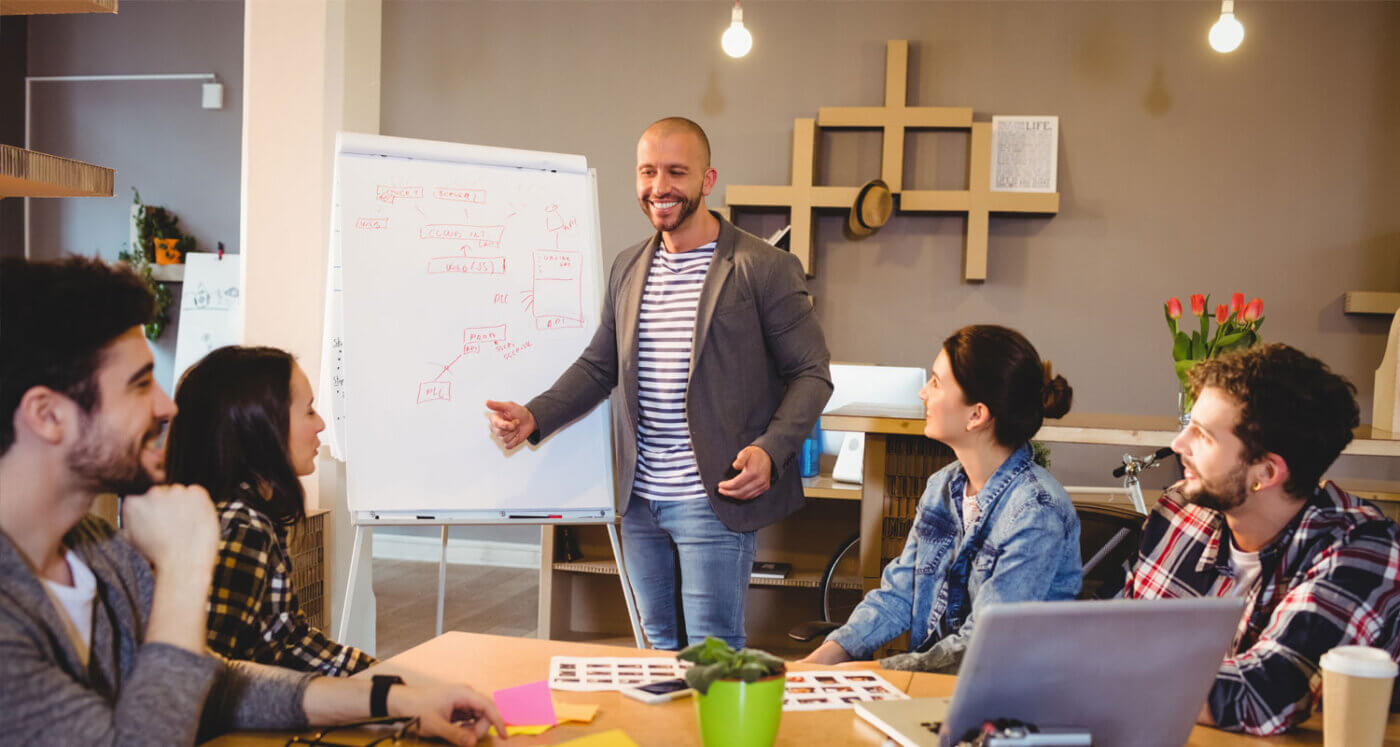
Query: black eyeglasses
283 716 420 746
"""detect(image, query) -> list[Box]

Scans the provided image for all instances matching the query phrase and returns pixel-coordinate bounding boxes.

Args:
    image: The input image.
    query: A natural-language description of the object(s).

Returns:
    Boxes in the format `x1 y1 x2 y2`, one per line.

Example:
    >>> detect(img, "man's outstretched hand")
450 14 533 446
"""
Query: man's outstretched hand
485 400 537 449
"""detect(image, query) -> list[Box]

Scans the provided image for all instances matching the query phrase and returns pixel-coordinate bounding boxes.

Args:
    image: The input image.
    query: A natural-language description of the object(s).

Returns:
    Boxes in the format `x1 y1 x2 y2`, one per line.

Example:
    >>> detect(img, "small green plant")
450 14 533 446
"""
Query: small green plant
678 637 786 695
116 246 173 341
132 187 196 263
1030 440 1051 469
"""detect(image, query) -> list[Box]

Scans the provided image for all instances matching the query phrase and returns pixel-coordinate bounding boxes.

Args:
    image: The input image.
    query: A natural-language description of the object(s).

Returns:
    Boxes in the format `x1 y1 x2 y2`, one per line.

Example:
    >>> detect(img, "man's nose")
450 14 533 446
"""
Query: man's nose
154 384 177 419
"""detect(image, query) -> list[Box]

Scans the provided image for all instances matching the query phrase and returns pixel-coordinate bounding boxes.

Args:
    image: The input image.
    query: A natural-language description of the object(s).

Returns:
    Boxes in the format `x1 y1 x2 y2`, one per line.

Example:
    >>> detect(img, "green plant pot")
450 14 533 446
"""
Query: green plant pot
694 674 784 747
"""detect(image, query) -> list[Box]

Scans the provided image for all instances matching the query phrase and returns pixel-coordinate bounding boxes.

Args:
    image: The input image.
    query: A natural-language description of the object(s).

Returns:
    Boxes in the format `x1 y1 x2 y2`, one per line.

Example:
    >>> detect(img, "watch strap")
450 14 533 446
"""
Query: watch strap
370 674 404 718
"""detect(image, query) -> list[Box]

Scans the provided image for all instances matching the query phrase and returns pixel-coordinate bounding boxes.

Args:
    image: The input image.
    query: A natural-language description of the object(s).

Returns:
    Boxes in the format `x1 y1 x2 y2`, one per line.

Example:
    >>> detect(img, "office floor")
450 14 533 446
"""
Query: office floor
371 560 813 659
373 560 539 659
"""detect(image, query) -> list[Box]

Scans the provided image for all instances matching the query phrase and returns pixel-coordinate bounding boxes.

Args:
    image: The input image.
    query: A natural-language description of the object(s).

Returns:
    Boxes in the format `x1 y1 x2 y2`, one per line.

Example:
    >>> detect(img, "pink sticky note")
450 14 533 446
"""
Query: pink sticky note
492 680 557 727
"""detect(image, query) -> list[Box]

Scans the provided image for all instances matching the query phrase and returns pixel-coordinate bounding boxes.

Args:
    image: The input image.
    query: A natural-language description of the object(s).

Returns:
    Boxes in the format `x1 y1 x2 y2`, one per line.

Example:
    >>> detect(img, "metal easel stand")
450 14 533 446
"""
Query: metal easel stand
338 519 648 649
606 522 646 649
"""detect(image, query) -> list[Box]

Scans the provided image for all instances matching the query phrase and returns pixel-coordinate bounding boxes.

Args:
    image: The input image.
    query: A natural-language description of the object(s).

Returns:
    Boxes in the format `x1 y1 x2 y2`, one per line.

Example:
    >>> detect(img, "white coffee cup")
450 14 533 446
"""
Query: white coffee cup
1320 645 1397 747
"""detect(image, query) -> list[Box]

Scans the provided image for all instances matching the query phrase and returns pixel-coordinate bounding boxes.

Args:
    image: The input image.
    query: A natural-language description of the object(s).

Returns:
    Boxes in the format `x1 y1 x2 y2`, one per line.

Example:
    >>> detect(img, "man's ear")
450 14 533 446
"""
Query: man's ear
13 387 73 447
1252 452 1290 493
701 166 718 197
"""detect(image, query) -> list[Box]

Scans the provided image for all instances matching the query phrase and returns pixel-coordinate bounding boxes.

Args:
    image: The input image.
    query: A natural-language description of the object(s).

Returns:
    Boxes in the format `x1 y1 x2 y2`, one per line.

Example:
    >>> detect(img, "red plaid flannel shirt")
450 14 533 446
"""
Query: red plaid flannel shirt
1120 481 1400 735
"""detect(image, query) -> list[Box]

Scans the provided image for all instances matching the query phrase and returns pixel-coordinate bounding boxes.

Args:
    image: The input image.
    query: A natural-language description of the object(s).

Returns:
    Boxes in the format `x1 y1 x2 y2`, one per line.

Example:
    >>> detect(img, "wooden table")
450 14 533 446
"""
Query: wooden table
205 632 1398 746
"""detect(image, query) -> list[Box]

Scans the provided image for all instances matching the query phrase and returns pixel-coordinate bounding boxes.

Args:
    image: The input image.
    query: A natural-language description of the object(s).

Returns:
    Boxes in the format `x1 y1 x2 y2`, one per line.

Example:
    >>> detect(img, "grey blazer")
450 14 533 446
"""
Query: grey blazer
0 517 311 746
527 213 833 532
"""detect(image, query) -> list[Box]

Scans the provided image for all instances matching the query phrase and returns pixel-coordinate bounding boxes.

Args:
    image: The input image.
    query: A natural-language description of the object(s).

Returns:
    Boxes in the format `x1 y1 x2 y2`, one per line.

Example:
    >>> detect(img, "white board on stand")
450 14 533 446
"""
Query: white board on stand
323 132 614 523
172 252 242 383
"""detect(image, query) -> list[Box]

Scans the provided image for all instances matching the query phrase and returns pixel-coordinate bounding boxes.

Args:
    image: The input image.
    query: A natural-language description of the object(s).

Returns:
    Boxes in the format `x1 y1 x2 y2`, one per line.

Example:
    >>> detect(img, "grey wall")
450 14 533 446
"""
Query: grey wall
382 0 1399 490
26 0 244 394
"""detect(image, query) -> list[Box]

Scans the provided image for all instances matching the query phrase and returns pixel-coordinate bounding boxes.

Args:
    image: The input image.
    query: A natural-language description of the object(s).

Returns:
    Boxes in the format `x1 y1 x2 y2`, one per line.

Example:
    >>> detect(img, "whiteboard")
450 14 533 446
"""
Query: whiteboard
172 252 242 384
324 132 613 522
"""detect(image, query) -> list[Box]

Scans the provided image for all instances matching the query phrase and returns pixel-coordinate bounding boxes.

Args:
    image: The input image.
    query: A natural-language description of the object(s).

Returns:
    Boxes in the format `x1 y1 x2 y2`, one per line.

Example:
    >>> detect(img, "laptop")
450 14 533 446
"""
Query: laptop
855 598 1246 747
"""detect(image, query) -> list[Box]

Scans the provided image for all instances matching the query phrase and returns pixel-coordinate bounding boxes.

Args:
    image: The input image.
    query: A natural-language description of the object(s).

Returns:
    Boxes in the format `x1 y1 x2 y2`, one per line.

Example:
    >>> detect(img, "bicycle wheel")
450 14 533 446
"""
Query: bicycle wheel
820 533 863 625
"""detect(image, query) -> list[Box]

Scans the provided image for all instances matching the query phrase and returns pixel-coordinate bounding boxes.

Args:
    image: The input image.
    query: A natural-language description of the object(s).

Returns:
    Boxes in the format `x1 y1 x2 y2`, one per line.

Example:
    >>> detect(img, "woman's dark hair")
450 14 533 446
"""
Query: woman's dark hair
165 346 305 527
942 325 1072 448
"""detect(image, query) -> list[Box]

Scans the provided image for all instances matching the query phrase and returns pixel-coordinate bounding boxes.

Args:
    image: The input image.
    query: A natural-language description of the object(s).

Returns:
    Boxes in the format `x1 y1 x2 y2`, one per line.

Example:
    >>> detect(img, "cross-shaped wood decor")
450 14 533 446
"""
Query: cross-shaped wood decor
725 40 1060 281
724 118 859 274
901 122 1059 281
817 40 971 194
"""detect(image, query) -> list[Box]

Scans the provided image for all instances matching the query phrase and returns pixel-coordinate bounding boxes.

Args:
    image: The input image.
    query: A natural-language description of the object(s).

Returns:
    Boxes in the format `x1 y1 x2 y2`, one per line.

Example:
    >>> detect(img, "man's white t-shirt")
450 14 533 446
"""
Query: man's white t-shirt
1228 539 1263 598
42 549 97 655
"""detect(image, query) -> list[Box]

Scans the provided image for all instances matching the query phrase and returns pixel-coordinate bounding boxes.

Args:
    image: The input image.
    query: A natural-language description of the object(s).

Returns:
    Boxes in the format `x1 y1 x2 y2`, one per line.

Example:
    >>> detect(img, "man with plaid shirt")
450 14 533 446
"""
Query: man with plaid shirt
1119 343 1400 736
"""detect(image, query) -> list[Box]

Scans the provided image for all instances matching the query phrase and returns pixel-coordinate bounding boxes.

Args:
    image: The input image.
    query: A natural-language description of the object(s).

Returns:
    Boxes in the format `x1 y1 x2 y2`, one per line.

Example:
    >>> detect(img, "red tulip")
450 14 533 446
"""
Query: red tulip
1166 297 1182 320
1229 292 1244 316
1216 304 1229 324
1190 294 1206 316
1243 297 1263 322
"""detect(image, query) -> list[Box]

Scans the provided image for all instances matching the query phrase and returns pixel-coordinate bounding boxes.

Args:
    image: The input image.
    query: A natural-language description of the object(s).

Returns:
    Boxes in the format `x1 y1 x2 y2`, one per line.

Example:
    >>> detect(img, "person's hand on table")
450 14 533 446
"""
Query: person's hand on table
389 684 507 746
797 639 852 665
718 445 772 500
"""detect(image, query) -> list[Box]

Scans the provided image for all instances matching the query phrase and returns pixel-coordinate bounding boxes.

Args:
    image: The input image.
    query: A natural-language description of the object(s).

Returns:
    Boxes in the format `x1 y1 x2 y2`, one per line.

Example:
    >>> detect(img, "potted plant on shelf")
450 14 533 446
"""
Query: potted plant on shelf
679 636 786 747
131 187 196 265
1164 292 1265 422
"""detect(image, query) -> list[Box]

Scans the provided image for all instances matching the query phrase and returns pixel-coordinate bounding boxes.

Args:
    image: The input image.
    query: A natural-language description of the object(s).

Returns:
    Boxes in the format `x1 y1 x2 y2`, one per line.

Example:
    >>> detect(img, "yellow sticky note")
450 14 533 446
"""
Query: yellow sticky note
488 724 554 737
554 702 599 724
553 729 639 747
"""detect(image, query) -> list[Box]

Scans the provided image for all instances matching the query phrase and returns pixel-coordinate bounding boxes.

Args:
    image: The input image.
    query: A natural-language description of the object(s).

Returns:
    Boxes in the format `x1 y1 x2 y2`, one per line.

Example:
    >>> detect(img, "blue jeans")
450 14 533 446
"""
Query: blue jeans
620 494 757 651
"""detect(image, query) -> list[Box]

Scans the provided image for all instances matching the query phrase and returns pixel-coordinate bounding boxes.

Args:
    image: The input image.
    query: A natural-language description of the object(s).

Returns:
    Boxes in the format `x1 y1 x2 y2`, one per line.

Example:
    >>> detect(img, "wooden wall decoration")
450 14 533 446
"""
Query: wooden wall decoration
724 120 859 276
725 40 1060 281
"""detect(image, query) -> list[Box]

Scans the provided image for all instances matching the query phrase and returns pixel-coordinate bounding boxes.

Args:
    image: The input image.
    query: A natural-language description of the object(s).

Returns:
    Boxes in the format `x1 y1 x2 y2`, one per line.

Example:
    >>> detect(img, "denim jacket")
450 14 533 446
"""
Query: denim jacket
827 443 1082 672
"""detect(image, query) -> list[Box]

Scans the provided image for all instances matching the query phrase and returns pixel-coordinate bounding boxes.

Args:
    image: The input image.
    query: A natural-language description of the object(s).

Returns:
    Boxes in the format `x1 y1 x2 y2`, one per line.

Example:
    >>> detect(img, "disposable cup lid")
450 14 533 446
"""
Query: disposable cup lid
1320 646 1399 679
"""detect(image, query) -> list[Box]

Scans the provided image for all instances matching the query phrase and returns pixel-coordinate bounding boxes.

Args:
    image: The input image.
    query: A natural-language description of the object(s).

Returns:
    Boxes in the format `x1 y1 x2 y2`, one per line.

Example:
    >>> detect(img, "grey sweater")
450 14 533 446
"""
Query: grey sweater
0 516 312 745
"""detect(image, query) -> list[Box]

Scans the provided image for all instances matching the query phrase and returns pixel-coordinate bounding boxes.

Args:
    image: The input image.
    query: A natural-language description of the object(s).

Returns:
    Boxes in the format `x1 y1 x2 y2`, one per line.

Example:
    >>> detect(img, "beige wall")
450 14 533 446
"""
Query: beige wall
381 0 1397 487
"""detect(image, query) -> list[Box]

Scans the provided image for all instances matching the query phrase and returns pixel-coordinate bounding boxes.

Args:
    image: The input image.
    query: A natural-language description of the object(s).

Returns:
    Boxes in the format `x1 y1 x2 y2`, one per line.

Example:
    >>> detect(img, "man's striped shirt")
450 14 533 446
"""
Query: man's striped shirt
633 241 715 502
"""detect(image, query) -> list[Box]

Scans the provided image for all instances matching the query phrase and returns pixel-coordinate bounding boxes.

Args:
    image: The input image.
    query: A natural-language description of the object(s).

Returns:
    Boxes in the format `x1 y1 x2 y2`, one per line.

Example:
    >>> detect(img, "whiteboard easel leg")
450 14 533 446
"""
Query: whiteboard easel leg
607 523 645 649
436 525 449 637
338 523 367 642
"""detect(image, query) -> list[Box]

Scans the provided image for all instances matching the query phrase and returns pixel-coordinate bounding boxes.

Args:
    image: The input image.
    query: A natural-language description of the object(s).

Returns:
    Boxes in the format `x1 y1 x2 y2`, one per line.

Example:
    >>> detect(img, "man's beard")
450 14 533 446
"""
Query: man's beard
642 192 700 234
1178 462 1250 513
66 413 162 496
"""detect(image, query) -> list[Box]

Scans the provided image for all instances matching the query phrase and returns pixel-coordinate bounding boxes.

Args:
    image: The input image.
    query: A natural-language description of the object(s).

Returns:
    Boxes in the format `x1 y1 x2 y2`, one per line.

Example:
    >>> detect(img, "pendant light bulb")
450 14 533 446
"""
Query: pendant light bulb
1209 0 1244 53
721 1 753 58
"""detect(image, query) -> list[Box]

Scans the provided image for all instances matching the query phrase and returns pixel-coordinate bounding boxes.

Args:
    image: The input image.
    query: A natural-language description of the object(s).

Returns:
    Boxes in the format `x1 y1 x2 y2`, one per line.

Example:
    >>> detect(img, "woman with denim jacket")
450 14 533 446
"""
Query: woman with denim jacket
800 325 1082 672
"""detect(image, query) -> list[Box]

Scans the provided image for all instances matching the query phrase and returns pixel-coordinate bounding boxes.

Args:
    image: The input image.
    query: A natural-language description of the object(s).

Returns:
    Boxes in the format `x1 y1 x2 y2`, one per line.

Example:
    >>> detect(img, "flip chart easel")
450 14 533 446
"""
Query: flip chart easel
321 132 642 647
338 515 642 648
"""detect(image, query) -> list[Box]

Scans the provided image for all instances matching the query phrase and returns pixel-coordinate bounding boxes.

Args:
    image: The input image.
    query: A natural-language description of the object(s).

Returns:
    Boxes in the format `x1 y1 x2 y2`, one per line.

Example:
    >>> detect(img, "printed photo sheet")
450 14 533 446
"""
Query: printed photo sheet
782 670 910 711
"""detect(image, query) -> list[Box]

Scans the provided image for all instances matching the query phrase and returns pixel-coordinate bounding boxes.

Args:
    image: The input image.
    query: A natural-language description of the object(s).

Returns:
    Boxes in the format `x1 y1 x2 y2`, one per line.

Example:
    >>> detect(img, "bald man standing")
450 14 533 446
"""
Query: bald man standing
488 117 832 650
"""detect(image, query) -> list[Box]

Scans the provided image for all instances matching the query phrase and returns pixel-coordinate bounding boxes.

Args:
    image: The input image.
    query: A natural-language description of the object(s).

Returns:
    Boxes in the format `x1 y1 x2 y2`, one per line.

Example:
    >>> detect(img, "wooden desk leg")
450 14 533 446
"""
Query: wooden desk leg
860 434 888 594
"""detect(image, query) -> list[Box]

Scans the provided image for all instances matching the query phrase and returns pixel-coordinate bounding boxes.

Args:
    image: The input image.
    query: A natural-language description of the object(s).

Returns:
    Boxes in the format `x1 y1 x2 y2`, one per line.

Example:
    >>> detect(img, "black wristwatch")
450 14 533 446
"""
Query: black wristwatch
370 674 404 718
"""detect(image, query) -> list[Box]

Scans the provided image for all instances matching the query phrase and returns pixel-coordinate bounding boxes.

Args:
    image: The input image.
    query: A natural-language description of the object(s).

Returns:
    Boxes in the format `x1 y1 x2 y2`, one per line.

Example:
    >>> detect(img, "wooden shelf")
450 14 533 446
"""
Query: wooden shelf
1345 291 1400 316
0 145 114 198
149 264 185 283
2 0 116 13
552 559 861 591
802 473 861 500
823 404 1400 457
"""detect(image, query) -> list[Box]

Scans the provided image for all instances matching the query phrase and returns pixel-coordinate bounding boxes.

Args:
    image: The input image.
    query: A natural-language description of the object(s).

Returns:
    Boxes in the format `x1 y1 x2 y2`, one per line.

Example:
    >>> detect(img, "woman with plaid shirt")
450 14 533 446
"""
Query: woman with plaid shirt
167 346 374 676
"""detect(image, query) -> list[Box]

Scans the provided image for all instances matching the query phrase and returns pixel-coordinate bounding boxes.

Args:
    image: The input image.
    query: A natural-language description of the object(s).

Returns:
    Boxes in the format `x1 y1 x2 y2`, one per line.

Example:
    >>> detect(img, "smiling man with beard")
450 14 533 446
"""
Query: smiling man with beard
1117 343 1400 736
487 117 832 650
0 257 505 746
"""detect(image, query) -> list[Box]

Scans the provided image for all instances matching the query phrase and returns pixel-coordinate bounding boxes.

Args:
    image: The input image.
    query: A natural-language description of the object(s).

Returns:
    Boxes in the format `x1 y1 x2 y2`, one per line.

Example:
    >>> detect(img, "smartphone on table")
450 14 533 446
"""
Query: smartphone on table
621 678 693 704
